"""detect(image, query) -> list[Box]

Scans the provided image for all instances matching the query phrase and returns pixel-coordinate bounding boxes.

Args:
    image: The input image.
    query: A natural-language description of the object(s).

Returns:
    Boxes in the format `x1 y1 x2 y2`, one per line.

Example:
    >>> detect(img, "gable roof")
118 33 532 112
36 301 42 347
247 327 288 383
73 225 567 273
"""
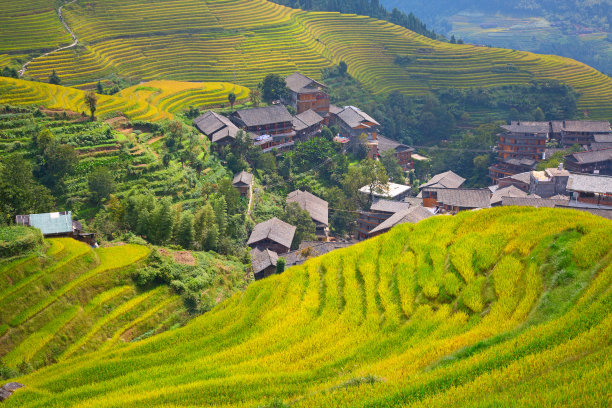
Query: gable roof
370 207 434 235
500 171 532 185
490 185 527 206
194 111 239 143
247 218 296 248
566 148 612 165
286 190 328 226
285 72 327 94
370 199 411 214
426 188 491 209
292 109 324 131
562 120 611 133
336 106 379 129
502 122 549 134
420 170 465 189
502 196 569 208
284 241 353 267
377 135 413 153
234 105 293 127
233 171 253 186
16 211 73 235
250 247 278 275
566 174 612 194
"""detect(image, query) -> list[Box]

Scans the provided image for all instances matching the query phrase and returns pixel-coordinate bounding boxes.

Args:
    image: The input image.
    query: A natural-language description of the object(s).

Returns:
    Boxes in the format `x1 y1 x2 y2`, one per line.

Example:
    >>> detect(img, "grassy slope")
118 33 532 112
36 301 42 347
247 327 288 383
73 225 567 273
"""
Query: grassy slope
3 0 609 119
0 238 245 371
3 207 611 407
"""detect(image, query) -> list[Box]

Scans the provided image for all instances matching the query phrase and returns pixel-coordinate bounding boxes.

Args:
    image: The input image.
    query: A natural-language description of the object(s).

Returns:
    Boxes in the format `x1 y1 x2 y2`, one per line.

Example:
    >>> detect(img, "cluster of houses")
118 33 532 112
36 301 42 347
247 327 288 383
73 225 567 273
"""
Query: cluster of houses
194 72 415 170
489 120 612 183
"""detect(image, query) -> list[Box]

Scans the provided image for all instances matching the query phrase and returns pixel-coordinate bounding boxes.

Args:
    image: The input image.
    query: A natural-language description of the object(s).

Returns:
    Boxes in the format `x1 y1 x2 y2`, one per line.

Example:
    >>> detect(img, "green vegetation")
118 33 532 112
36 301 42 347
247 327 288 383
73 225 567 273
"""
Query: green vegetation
0 227 43 258
3 0 611 119
0 236 246 376
1 207 610 406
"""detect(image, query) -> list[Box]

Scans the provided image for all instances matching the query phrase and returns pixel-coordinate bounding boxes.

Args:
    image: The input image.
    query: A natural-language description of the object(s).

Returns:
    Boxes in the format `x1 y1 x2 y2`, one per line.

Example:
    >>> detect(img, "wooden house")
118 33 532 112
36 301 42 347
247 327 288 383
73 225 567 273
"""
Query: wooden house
564 148 612 175
497 172 532 192
285 72 330 116
232 105 295 153
422 188 491 214
286 190 329 239
247 217 296 254
232 171 253 197
377 135 414 171
250 247 278 280
566 173 612 207
292 109 324 141
419 170 465 190
559 120 611 147
489 185 528 206
331 106 380 154
194 111 240 149
15 211 95 244
368 206 434 238
357 199 411 240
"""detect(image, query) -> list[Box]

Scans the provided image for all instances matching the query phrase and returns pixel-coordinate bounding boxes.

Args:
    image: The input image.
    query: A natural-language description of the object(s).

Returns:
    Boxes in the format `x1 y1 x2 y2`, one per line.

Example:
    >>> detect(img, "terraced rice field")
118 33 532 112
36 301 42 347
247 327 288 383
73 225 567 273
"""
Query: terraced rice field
8 0 611 119
0 239 189 369
4 207 612 407
117 80 250 113
0 77 169 120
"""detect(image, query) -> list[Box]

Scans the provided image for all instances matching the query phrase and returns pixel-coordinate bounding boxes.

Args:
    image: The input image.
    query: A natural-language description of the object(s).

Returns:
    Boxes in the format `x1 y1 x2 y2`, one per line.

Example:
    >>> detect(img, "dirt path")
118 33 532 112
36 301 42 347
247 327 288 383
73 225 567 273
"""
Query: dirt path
19 0 79 77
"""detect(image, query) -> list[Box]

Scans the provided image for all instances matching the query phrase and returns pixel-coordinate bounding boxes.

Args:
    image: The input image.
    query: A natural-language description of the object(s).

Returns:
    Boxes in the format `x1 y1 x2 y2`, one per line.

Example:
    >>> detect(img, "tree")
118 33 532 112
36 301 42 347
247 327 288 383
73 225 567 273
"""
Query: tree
150 197 173 245
33 137 78 190
49 70 61 85
380 149 405 183
282 202 316 250
1 67 18 78
320 126 334 141
276 258 286 274
338 61 348 76
250 88 261 107
450 35 457 44
342 159 388 209
87 167 115 204
228 92 236 109
217 178 241 215
176 212 194 249
533 106 546 121
84 90 97 121
96 81 104 94
259 74 288 103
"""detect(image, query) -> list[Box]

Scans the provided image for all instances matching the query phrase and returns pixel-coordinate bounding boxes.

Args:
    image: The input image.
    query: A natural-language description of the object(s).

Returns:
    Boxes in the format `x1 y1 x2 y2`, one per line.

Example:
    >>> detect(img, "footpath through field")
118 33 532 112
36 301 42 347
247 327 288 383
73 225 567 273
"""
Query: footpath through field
19 0 78 77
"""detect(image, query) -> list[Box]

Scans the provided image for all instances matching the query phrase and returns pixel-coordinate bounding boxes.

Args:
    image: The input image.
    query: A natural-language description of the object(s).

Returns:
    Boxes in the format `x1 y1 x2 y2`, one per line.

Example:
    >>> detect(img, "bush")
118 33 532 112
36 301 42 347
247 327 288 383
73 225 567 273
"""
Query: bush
0 226 43 258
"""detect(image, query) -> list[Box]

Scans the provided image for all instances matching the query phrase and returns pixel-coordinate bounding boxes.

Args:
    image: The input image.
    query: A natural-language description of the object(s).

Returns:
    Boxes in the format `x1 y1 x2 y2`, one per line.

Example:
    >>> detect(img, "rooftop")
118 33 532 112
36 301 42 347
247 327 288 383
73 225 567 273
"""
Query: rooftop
234 105 293 127
359 182 411 199
370 207 434 235
247 217 296 249
566 173 612 194
250 247 278 275
285 72 327 94
194 111 240 143
286 190 328 226
502 196 570 208
562 120 611 133
233 171 253 186
336 106 380 129
566 148 612 165
490 185 527 206
377 135 413 153
15 211 73 236
284 241 353 267
370 199 411 214
420 170 465 189
499 171 532 185
425 188 491 209
292 109 324 131
502 122 549 134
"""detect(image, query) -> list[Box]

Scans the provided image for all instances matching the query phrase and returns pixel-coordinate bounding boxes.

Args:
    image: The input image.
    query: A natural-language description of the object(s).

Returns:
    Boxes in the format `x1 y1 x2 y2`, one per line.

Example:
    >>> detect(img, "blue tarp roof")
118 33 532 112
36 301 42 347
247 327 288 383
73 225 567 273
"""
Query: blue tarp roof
28 212 73 235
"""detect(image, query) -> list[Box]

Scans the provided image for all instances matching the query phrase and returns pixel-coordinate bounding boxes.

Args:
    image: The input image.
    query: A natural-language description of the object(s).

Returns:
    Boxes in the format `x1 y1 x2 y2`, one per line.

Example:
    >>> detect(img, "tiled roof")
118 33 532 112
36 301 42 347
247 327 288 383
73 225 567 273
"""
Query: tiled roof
234 105 293 127
284 241 353 267
247 218 296 249
233 171 253 186
370 207 434 234
377 135 413 153
562 120 611 133
16 211 73 235
500 172 532 184
285 72 327 94
502 196 569 208
250 247 278 275
404 197 423 207
566 174 612 194
193 111 240 143
336 106 379 128
490 185 527 206
502 123 549 134
566 148 612 164
420 170 466 189
504 158 537 167
594 134 612 143
287 190 328 226
370 199 411 214
292 109 324 131
426 188 491 209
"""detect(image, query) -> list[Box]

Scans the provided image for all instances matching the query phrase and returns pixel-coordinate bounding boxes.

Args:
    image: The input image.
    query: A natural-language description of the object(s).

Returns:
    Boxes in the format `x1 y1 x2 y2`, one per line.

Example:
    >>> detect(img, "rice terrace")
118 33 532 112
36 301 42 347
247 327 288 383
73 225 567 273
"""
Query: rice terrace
1 0 612 407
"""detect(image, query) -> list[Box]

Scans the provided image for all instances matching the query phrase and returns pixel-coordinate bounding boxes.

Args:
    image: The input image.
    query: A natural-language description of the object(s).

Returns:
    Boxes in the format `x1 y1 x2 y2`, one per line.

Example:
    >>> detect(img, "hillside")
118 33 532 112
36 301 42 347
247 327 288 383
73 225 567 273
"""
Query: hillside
3 207 611 407
4 0 612 119
0 237 247 374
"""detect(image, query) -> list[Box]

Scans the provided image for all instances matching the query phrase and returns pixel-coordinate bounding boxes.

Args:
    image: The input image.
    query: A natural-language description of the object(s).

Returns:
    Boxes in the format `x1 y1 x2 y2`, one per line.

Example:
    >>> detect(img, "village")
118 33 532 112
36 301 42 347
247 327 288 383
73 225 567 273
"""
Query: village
15 72 612 281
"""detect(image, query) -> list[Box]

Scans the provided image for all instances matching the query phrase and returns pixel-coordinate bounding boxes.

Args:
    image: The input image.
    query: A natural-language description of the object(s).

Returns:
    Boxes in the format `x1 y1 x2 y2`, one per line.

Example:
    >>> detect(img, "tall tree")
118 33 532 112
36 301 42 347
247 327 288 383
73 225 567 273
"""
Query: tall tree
259 74 288 103
228 92 236 109
379 150 405 183
176 212 194 249
84 90 97 121
49 70 61 85
250 88 261 107
87 167 115 204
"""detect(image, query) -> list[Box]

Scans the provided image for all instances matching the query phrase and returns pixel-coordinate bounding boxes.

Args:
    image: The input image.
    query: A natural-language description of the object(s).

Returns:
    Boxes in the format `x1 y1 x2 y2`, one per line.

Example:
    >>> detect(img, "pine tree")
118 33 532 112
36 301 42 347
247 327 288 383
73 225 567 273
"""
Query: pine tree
176 212 194 249
213 196 228 236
